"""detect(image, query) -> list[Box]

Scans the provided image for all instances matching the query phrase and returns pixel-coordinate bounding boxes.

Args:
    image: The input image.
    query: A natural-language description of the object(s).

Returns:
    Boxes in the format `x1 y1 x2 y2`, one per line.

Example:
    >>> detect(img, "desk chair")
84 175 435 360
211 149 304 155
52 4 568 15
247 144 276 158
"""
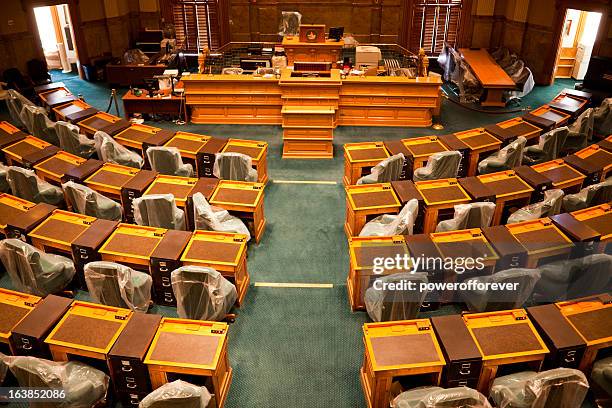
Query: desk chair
140 380 212 408
0 354 109 407
461 268 541 312
393 386 492 408
84 261 152 312
213 152 258 182
0 163 8 193
562 177 612 212
507 189 564 224
56 121 95 158
435 202 496 232
0 238 75 296
20 104 59 146
133 194 185 230
62 181 122 221
523 127 569 165
7 166 63 206
5 89 35 128
592 357 612 397
564 108 593 154
192 192 251 240
360 199 419 237
364 272 428 322
534 254 612 302
93 131 144 169
451 51 483 104
171 266 237 321
146 146 194 177
478 136 527 175
490 368 589 408
593 98 611 137
357 153 405 184
413 151 462 182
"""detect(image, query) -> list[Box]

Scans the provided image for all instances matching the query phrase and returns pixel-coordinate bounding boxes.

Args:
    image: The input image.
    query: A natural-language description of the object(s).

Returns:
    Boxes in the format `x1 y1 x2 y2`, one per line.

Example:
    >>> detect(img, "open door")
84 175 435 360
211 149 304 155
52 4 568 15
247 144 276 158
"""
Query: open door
555 8 602 79
33 4 78 73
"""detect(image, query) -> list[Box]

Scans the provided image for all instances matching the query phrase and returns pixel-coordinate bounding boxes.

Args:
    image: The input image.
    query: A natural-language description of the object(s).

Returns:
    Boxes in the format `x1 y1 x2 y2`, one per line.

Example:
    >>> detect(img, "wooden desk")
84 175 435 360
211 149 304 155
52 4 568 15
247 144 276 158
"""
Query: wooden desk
209 180 266 243
598 135 612 152
532 159 586 194
443 128 502 177
142 174 198 208
181 230 250 305
220 138 268 184
0 194 36 237
144 318 232 408
163 132 226 178
0 288 41 354
361 319 446 408
345 183 401 237
33 151 87 185
28 209 97 257
472 170 533 225
77 111 130 137
105 64 167 87
386 136 449 180
0 121 27 155
523 105 571 132
38 87 77 109
1 135 59 168
415 179 471 233
571 204 612 252
556 294 612 372
122 92 184 120
52 100 98 123
98 223 167 271
347 235 410 311
84 162 142 201
113 123 163 154
549 89 590 119
343 142 390 185
45 301 132 370
281 37 344 66
0 194 56 241
505 218 574 268
463 309 549 393
564 144 612 186
483 117 542 146
459 49 515 107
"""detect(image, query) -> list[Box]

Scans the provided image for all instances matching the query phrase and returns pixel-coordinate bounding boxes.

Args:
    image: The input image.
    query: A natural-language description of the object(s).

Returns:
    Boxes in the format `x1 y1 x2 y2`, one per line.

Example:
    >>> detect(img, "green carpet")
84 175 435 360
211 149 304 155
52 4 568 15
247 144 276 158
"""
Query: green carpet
2 70 597 408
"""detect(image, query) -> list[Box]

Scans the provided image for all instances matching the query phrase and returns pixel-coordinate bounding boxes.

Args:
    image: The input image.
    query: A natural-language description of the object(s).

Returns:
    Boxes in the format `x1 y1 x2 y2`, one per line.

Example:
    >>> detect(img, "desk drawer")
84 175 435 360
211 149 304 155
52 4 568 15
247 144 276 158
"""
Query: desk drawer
446 378 479 389
447 359 482 381
108 357 151 393
547 347 586 370
116 390 148 407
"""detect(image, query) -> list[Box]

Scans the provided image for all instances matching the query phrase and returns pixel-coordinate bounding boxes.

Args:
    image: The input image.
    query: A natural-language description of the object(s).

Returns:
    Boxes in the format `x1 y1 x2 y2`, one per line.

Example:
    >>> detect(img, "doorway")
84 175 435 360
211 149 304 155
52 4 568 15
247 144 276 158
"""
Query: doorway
33 4 78 73
554 8 602 79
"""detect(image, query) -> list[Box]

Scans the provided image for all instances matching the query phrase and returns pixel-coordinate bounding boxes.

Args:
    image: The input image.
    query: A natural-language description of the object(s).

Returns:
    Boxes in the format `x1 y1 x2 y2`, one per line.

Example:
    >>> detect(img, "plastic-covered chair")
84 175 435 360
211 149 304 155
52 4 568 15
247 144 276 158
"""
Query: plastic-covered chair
5 89 35 128
140 380 212 408
213 152 258 182
507 189 564 224
393 386 492 408
171 266 237 321
478 136 527 174
146 146 194 177
20 104 59 146
564 108 593 153
591 357 612 397
0 162 9 193
84 261 152 312
133 194 185 230
357 153 405 184
56 121 95 158
0 354 109 408
461 268 541 312
593 98 611 137
490 368 589 408
360 199 419 237
93 131 143 169
413 151 462 182
435 202 496 232
364 272 428 322
62 181 122 221
0 238 75 296
534 253 612 302
7 166 64 206
222 67 244 75
562 177 612 212
523 127 569 165
192 192 251 239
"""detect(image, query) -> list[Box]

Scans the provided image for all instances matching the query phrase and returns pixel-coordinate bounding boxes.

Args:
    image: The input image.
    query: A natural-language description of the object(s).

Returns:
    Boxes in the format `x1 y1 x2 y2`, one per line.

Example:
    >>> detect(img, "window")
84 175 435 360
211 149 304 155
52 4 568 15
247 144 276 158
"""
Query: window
172 0 221 51
409 0 463 55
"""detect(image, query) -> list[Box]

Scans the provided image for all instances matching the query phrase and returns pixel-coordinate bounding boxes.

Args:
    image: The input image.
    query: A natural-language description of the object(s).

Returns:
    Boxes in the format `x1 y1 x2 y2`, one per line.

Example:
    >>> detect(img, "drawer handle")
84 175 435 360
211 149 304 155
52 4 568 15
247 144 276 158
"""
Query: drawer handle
458 380 468 386
121 366 133 372
21 342 32 350
459 368 471 375
126 383 138 389
564 356 575 363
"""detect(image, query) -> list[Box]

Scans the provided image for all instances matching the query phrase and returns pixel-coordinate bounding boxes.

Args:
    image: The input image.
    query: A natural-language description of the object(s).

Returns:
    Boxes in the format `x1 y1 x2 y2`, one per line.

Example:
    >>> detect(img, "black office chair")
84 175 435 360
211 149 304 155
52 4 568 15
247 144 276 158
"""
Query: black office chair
364 272 428 322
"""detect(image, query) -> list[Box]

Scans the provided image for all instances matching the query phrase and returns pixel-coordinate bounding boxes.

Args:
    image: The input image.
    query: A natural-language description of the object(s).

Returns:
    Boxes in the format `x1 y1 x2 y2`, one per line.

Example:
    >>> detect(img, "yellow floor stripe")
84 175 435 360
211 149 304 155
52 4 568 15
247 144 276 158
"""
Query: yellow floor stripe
254 282 334 288
273 180 337 185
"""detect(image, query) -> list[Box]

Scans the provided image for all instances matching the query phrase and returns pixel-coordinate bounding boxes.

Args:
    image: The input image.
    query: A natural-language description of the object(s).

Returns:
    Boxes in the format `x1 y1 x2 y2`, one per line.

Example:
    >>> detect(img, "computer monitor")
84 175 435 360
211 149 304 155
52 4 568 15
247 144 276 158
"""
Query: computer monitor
329 27 344 41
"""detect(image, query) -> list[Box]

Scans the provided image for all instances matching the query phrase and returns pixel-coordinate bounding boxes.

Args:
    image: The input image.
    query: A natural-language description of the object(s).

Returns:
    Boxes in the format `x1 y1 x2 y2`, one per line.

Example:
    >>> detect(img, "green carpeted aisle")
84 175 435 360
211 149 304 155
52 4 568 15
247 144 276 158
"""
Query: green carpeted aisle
2 71 595 408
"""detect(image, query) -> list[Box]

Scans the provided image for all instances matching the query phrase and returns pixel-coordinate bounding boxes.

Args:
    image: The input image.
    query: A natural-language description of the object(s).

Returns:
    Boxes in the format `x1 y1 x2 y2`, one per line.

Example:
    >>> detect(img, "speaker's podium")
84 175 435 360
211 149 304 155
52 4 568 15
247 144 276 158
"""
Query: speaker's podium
281 24 344 67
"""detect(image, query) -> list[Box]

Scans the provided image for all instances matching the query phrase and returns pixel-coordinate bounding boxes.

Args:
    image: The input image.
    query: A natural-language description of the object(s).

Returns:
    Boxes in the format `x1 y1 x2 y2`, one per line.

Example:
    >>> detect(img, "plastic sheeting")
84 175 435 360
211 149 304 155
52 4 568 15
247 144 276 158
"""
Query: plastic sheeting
562 177 612 212
121 49 149 65
0 353 109 408
56 121 95 158
413 151 462 182
360 199 419 237
192 192 251 240
437 44 456 82
171 266 237 321
357 153 405 184
591 357 612 397
393 387 444 408
0 162 9 193
146 146 194 177
478 136 527 174
435 202 496 232
394 386 492 408
20 104 59 146
364 272 428 322
5 89 35 128
140 380 212 408
279 11 302 36
490 368 589 408
7 166 64 206
0 238 75 296
94 131 144 169
523 127 569 165
213 152 258 182
565 108 594 153
461 268 541 312
451 52 484 104
133 194 186 230
593 98 612 136
222 67 244 75
507 189 564 224
62 181 122 221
